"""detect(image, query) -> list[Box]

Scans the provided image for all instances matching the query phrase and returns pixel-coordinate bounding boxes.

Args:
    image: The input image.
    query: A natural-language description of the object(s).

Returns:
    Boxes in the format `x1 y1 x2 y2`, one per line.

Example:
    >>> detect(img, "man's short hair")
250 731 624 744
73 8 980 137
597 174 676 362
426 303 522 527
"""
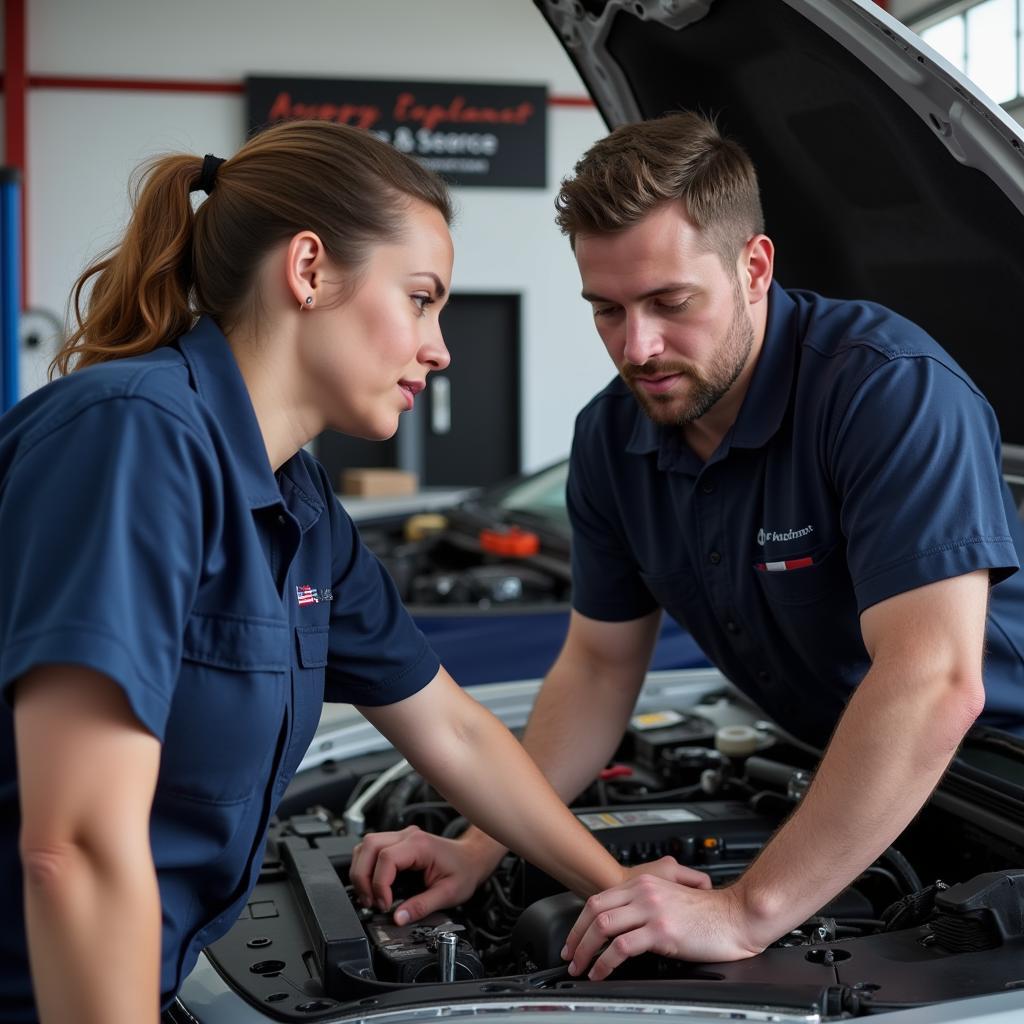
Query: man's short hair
555 111 765 270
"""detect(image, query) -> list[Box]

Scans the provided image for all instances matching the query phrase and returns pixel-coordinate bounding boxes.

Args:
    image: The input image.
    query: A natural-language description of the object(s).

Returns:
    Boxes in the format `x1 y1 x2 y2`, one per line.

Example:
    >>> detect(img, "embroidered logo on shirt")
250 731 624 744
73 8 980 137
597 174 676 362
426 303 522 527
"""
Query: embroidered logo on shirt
756 524 814 546
296 584 335 607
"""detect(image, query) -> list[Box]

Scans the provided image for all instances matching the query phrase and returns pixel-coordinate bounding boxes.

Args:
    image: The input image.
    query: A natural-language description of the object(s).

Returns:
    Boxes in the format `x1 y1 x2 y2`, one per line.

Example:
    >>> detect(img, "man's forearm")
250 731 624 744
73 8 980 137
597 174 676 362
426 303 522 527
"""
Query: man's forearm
459 653 643 865
731 660 983 949
523 656 641 798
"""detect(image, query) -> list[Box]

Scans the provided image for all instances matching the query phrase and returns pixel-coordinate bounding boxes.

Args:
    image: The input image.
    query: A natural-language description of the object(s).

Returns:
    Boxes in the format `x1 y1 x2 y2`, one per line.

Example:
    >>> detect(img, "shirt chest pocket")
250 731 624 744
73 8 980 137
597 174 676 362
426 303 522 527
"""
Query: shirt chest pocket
159 613 290 804
292 624 329 742
753 545 850 606
280 624 331 783
295 624 329 670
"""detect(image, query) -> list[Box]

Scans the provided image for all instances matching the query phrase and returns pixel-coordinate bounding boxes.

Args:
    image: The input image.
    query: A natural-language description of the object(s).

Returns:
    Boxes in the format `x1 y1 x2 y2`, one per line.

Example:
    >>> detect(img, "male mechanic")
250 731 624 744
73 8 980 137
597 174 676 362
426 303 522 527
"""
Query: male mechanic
351 112 1024 977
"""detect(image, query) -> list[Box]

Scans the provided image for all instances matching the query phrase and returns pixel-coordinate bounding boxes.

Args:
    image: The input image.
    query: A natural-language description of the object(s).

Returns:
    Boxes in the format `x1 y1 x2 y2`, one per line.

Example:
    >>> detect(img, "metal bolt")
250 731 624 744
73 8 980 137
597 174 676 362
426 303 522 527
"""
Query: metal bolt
438 932 457 982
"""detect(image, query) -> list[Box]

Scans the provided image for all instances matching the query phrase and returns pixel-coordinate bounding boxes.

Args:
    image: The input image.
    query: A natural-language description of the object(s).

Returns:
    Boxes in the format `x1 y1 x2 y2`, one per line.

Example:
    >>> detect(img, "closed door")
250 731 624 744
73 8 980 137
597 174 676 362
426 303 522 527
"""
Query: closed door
423 293 520 487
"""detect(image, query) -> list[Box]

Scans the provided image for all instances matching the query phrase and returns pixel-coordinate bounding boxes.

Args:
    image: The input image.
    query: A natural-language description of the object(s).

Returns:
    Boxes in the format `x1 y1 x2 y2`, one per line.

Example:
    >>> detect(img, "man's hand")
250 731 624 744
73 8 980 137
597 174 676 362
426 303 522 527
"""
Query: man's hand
560 571 990 982
350 826 497 925
562 876 760 980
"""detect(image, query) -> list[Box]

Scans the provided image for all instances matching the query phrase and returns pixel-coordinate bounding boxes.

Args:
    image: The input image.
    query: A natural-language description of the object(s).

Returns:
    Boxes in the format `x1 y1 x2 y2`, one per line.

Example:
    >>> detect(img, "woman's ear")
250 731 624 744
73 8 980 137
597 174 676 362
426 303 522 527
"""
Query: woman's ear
285 231 327 310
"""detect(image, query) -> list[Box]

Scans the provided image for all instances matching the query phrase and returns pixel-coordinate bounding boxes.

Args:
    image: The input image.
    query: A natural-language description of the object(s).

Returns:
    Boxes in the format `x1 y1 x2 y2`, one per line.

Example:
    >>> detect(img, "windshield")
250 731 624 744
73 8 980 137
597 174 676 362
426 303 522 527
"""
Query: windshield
490 460 570 527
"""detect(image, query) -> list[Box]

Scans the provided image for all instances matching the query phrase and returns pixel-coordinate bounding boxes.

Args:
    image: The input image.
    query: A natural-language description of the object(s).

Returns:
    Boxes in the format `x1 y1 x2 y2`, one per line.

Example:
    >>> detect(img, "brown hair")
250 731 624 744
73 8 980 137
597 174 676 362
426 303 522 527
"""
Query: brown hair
554 111 764 269
53 120 453 377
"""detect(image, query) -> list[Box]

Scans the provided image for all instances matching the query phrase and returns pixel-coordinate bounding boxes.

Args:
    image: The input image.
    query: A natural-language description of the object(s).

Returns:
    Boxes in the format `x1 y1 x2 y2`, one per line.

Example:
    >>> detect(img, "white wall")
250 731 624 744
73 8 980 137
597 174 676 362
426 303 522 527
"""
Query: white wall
22 0 615 471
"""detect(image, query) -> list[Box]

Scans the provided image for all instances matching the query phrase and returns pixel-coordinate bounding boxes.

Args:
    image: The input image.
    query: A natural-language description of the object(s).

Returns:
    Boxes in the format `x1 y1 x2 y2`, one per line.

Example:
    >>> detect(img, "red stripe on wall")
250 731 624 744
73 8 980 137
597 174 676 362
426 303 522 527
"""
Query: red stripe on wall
28 75 246 94
24 76 595 107
549 94 596 107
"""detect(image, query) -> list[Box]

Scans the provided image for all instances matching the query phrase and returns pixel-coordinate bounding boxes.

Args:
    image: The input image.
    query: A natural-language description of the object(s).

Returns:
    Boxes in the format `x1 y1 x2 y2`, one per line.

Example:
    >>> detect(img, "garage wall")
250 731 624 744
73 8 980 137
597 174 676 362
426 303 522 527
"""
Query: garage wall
20 0 612 472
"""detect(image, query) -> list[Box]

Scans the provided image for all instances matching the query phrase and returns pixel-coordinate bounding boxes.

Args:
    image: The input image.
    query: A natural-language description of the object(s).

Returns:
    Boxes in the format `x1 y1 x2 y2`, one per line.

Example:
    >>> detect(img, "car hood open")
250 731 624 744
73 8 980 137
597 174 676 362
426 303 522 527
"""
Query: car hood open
534 0 1024 447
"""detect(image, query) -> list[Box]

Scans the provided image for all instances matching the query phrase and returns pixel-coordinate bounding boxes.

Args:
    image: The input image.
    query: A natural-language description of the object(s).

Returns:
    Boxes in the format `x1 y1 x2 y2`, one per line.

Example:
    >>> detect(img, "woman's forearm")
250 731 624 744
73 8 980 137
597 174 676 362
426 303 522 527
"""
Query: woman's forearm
368 679 626 896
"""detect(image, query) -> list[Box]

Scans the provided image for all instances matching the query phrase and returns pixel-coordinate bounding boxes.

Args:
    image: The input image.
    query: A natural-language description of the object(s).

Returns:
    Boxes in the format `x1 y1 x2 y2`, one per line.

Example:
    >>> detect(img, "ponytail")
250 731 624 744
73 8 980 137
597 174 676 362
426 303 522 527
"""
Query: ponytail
52 154 202 377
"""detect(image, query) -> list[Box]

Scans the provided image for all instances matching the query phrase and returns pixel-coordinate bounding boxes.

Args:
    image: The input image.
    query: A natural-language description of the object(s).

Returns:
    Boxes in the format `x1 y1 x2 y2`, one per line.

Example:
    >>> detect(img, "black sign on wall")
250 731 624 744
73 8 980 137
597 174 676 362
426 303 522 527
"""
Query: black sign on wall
247 76 547 188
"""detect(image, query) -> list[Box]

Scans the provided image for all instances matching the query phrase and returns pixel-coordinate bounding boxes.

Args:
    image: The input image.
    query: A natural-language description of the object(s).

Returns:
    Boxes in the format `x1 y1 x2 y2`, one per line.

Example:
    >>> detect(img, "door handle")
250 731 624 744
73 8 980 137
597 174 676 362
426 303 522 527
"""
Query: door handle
431 376 451 435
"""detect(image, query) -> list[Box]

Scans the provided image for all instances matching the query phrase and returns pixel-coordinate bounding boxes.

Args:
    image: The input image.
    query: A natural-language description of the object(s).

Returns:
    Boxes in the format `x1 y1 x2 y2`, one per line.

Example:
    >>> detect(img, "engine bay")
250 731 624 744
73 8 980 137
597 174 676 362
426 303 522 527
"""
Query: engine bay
358 503 571 611
198 695 1024 1021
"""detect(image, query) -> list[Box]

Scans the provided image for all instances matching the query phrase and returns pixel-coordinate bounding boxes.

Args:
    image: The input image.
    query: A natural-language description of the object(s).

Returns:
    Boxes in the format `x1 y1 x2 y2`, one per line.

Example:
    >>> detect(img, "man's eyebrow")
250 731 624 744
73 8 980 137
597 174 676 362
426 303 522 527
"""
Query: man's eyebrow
581 282 699 303
412 272 447 300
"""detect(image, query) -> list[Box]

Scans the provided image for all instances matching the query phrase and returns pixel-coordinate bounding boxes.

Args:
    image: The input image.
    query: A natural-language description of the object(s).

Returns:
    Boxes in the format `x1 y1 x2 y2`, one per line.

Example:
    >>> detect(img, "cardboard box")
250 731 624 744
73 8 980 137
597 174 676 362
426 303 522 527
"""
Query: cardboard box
340 468 419 497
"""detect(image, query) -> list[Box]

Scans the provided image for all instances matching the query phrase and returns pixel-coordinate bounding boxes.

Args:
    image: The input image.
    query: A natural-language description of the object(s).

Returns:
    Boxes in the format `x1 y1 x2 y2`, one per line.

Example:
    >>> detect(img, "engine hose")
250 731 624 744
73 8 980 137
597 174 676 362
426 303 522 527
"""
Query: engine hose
443 814 470 839
378 774 423 832
601 780 713 803
344 771 383 809
878 845 923 895
859 864 904 896
488 876 525 914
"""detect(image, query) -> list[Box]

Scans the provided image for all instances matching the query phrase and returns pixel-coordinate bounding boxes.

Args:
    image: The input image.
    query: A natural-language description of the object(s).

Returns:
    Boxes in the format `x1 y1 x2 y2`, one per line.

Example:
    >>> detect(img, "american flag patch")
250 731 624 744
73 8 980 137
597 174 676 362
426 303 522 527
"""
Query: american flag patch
296 584 319 606
755 557 815 573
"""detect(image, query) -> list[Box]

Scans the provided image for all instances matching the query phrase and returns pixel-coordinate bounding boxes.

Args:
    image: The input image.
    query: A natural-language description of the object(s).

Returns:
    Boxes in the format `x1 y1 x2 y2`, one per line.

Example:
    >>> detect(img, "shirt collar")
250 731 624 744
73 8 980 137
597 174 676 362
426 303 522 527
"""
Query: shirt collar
729 281 799 450
177 316 324 526
625 281 799 467
625 408 693 472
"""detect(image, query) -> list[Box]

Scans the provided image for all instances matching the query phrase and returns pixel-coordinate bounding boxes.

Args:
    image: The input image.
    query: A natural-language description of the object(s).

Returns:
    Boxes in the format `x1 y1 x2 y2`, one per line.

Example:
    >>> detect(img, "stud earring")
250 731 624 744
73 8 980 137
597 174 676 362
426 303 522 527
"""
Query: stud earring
305 296 313 305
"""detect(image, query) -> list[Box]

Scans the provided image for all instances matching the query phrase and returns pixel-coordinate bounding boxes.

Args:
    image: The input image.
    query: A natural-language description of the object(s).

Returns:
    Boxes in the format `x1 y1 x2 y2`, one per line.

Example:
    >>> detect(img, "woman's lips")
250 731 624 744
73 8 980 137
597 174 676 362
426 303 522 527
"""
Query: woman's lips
398 379 424 410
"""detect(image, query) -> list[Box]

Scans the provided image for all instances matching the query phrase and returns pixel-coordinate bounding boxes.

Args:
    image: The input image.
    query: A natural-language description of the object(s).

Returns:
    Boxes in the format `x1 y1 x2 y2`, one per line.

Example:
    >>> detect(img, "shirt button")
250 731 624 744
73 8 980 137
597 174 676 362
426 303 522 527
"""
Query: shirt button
709 551 721 565
726 620 740 634
701 482 715 494
277 514 287 526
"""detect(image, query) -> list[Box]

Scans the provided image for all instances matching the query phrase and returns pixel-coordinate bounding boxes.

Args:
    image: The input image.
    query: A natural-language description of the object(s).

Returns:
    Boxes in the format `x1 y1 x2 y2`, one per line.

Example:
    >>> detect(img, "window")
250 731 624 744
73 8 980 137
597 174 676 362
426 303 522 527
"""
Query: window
917 0 1022 105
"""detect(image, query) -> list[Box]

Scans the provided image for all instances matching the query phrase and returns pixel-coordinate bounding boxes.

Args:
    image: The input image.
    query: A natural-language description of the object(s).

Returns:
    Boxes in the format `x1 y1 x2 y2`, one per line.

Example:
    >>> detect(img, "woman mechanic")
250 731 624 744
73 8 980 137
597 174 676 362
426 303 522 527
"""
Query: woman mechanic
0 121 705 1023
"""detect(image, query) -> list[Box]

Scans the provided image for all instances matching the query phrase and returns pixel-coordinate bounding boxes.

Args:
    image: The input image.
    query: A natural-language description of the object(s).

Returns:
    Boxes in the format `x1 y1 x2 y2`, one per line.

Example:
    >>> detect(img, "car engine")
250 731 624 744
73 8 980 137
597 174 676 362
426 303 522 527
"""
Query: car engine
198 697 1024 1021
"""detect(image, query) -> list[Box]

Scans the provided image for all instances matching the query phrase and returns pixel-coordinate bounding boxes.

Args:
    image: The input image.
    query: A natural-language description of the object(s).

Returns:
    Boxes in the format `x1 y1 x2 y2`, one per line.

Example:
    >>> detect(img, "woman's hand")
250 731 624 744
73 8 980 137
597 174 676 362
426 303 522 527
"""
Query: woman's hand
350 826 496 924
356 670 626 902
620 856 712 890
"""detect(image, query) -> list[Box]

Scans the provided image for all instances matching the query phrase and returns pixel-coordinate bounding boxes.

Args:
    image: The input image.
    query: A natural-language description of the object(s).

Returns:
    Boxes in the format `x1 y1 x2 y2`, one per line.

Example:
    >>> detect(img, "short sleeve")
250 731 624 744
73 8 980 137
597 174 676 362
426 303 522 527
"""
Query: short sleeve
0 399 206 739
567 430 659 622
321 489 439 706
832 356 1019 612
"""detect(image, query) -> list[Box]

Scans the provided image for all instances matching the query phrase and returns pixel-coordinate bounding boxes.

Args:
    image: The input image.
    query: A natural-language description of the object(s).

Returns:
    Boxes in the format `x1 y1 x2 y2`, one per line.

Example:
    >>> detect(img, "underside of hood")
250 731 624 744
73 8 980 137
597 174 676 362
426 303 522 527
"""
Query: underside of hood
536 0 1024 445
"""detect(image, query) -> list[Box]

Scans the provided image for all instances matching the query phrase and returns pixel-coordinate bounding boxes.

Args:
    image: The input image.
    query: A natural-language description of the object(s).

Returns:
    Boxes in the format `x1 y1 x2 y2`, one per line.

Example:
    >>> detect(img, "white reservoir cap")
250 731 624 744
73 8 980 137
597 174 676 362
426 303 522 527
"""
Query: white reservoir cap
715 724 761 757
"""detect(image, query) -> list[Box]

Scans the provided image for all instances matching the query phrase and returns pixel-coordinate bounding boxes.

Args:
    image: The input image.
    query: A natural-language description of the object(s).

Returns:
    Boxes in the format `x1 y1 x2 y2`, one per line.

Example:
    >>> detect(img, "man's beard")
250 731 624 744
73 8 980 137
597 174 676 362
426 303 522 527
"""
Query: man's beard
621 286 754 427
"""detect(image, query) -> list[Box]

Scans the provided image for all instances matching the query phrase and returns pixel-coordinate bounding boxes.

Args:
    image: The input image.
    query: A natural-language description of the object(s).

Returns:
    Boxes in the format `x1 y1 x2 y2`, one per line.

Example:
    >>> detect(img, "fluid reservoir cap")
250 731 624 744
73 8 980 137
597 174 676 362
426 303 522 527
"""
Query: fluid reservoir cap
715 724 761 757
479 526 540 557
404 513 448 543
630 709 684 731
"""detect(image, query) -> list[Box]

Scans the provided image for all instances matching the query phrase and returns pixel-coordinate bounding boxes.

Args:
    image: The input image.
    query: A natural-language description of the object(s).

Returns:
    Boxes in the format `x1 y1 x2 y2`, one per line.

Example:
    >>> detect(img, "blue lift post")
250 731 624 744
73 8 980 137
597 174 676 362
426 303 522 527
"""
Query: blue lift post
0 168 21 413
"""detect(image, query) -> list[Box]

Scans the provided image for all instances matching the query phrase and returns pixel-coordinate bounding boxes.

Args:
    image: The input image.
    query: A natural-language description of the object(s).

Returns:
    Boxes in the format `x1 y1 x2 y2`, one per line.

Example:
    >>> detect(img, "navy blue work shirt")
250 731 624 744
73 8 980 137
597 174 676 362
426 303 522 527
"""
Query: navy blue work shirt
568 282 1024 745
0 316 440 1020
